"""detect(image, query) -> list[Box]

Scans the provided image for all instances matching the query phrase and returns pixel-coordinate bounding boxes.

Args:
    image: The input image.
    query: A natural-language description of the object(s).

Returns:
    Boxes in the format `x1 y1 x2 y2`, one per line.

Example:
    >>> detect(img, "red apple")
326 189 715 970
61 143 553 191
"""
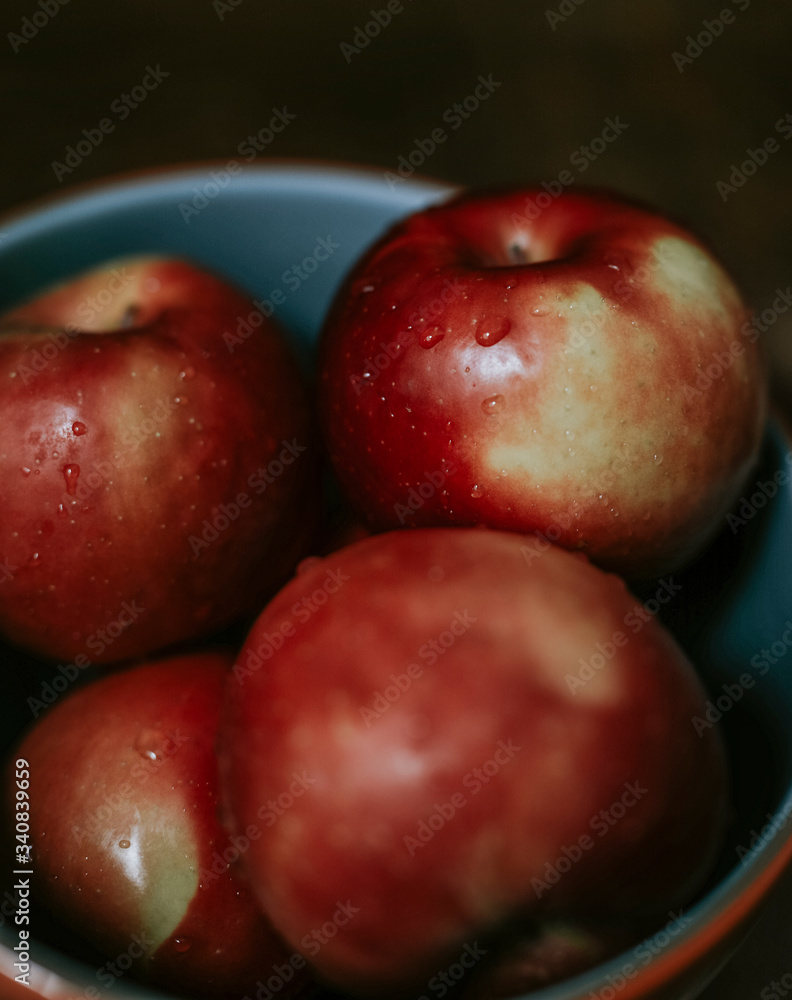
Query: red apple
7 649 317 998
318 186 766 578
219 527 729 997
0 256 317 665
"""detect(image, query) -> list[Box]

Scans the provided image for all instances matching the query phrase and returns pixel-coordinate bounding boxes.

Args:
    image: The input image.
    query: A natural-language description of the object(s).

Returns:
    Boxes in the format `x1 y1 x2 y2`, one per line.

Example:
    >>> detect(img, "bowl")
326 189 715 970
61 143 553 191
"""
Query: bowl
0 161 791 1000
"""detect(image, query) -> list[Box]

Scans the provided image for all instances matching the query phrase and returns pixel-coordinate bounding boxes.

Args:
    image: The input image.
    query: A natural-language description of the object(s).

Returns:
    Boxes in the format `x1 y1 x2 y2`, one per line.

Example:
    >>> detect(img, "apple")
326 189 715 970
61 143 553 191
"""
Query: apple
219 527 729 997
318 186 766 579
6 649 317 998
0 256 318 665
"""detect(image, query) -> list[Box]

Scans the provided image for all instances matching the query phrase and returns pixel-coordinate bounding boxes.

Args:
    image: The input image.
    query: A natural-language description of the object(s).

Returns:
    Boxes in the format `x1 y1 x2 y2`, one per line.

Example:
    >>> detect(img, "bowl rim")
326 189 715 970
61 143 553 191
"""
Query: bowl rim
0 160 791 1000
0 156 459 242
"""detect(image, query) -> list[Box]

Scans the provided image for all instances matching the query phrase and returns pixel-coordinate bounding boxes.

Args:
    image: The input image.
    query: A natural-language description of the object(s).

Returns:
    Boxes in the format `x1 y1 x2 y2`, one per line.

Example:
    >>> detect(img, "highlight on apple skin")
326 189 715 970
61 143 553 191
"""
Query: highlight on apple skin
219 527 730 998
0 255 319 666
318 185 767 579
6 649 318 999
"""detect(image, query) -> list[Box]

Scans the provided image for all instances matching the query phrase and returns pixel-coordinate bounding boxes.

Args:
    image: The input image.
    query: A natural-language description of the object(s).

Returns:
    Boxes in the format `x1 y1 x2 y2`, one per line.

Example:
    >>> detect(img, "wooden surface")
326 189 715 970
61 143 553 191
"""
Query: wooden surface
0 1 791 996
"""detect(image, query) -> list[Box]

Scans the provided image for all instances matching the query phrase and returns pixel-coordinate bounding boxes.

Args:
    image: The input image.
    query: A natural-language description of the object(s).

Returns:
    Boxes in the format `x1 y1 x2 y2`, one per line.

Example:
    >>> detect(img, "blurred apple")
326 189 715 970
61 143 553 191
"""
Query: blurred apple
7 649 317 999
0 256 317 665
318 186 766 578
219 527 729 997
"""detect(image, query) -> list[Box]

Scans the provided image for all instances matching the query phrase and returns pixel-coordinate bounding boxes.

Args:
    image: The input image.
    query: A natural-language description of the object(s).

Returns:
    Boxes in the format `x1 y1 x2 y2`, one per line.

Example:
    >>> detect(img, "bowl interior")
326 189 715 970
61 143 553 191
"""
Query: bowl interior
1 163 792 1000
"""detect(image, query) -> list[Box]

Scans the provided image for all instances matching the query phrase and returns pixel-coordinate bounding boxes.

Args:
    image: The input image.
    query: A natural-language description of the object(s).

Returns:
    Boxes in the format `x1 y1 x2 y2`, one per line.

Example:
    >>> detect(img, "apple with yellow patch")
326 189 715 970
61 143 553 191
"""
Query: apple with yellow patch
7 650 316 998
318 186 766 578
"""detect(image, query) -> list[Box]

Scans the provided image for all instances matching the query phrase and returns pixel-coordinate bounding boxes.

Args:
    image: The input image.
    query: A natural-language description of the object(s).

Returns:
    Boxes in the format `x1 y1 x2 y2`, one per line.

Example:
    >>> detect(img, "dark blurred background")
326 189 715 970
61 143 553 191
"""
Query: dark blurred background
1 0 791 402
1 0 791 995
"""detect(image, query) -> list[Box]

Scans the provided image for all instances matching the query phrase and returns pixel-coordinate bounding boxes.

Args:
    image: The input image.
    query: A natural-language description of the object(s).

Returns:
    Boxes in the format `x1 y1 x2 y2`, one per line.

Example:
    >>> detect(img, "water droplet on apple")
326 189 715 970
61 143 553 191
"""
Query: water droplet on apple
57 503 67 517
470 484 484 499
134 729 167 762
62 464 81 496
565 429 575 440
180 366 196 381
173 937 192 953
481 394 504 414
118 839 131 850
21 467 31 477
531 306 549 316
653 453 664 465
72 421 87 436
174 396 189 406
419 326 445 349
27 552 41 568
475 317 511 347
352 276 378 296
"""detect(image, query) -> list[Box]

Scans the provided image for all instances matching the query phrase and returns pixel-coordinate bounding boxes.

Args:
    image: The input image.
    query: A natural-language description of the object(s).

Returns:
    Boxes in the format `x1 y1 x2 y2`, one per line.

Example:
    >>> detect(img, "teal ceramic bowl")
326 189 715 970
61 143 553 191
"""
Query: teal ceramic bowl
0 163 791 1000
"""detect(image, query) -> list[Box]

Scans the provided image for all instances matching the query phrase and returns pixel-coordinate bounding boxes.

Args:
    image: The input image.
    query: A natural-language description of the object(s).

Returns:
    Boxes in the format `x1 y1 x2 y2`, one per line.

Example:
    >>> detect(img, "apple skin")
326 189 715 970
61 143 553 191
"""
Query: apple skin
7 650 317 999
0 256 318 664
318 186 767 579
218 527 729 997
